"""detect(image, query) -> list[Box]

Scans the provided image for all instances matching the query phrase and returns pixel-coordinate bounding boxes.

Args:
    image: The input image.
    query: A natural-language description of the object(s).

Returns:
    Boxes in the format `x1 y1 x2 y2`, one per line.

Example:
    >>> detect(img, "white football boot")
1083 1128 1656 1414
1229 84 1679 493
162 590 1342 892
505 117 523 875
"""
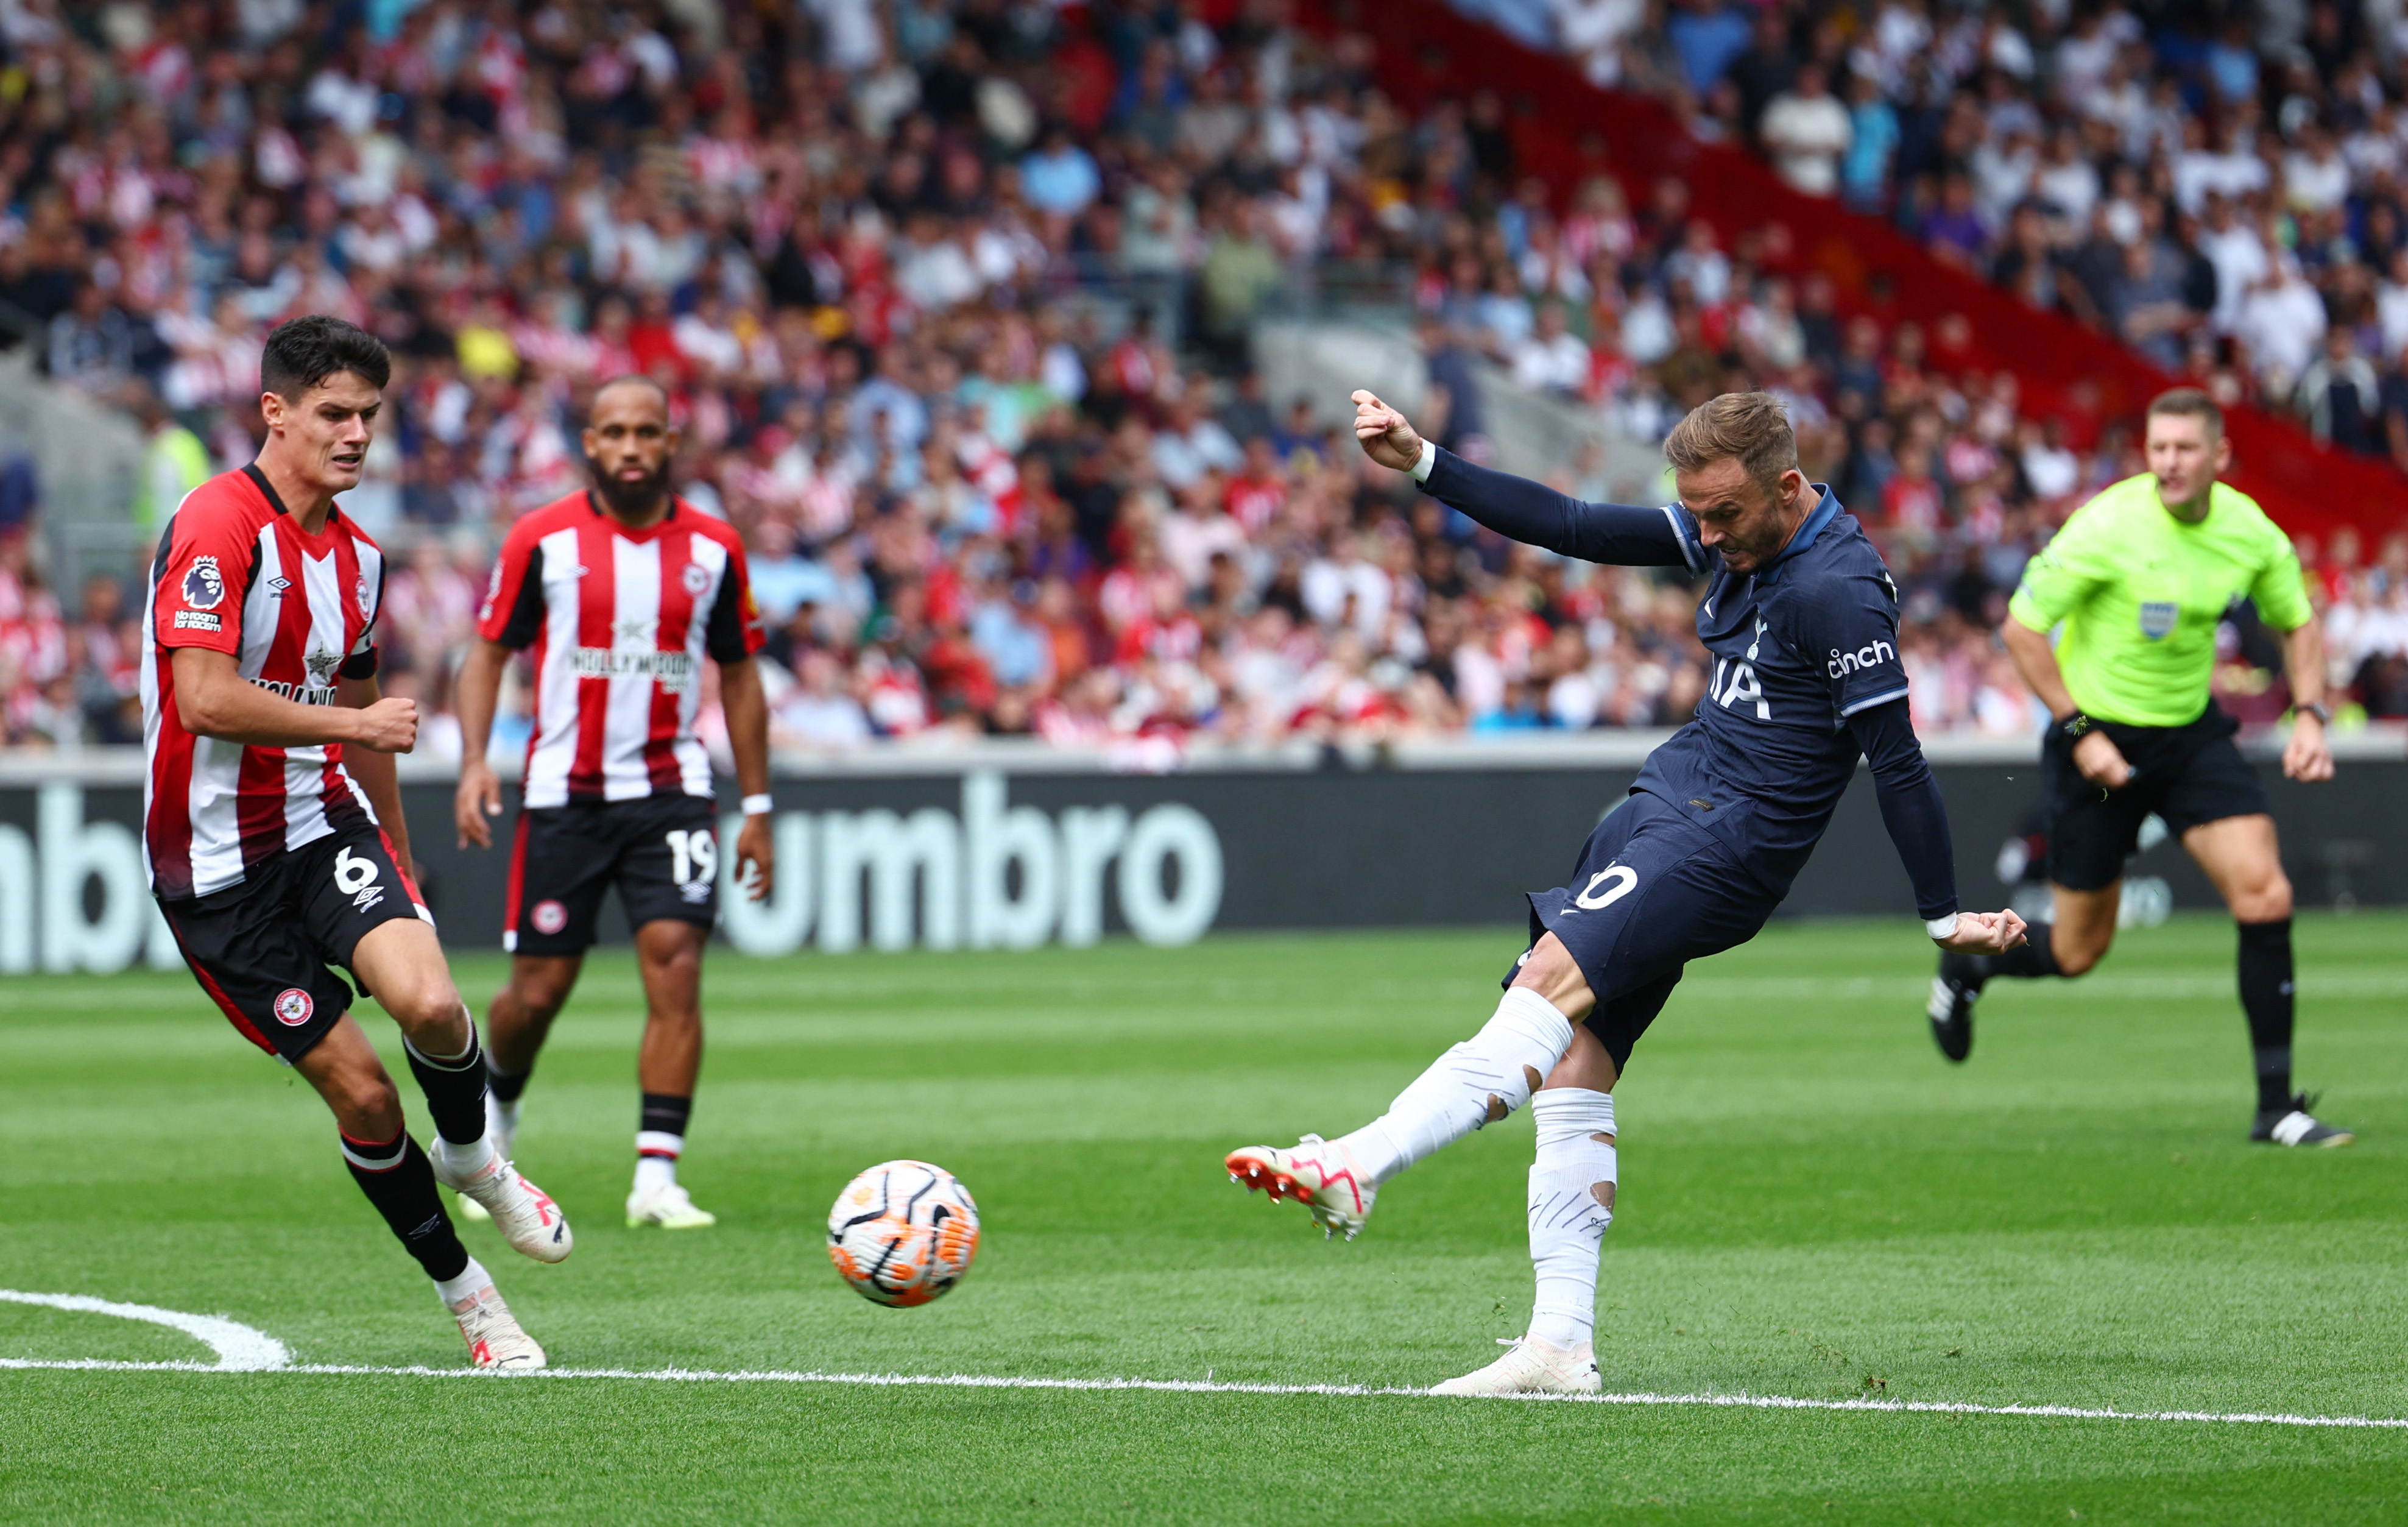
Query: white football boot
436 1147 573 1263
625 1181 718 1230
455 1093 518 1224
448 1281 546 1370
1430 1336 1601 1397
1224 1135 1377 1240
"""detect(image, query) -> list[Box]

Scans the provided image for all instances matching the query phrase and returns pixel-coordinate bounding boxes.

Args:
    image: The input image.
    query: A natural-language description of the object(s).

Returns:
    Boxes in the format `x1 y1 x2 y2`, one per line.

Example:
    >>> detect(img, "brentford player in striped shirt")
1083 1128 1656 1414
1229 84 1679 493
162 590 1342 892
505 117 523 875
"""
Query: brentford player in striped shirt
453 375 774 1232
143 317 566 1370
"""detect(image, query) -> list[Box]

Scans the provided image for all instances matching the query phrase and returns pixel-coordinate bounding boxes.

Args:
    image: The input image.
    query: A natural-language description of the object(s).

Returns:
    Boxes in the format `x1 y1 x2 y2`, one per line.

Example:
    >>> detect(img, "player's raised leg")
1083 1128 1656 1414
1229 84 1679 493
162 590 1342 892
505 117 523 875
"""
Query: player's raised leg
2185 815 2353 1146
627 918 718 1228
352 917 573 1260
293 1016 544 1369
1227 936 1580 1240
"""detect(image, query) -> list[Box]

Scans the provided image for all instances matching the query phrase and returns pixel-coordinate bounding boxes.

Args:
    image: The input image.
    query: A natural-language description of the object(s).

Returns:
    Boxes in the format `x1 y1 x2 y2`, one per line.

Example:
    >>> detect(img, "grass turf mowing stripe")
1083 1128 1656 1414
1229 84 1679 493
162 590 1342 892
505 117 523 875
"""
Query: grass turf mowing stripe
7 1354 2407 1431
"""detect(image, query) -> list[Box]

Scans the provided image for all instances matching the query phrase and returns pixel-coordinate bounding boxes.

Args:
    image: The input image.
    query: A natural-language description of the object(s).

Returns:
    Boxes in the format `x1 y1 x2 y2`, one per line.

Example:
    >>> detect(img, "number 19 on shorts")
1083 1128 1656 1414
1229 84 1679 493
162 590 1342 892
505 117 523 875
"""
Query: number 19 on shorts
665 828 718 904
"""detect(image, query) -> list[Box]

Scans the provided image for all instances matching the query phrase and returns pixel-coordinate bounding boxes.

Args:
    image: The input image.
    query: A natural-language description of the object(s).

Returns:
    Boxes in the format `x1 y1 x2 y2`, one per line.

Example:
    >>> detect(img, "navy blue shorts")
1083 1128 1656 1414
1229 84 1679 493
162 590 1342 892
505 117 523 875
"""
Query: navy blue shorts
1504 790 1782 1070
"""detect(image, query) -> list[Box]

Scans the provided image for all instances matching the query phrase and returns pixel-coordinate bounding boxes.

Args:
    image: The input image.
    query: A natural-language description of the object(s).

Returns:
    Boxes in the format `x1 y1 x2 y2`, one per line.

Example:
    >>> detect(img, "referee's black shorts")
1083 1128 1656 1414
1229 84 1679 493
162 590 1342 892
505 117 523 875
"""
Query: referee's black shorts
2043 703 2270 891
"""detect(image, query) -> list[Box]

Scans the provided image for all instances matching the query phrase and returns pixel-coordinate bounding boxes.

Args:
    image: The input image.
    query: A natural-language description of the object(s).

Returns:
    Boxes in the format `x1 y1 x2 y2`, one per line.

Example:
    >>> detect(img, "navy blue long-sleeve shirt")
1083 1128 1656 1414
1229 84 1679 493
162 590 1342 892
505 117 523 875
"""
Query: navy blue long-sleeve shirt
1421 448 1959 918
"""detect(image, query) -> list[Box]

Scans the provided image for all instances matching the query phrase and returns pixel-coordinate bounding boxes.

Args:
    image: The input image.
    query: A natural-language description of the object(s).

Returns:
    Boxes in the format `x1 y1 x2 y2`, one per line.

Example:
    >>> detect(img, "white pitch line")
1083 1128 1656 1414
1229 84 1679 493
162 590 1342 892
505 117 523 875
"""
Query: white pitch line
4 1355 2406 1431
0 1289 289 1370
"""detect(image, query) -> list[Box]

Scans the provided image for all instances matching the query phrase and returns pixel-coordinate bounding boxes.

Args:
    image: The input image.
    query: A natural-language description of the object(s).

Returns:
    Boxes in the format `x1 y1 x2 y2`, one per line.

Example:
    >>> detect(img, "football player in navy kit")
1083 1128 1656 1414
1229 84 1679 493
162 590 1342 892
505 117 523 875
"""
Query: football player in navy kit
1228 390 2027 1396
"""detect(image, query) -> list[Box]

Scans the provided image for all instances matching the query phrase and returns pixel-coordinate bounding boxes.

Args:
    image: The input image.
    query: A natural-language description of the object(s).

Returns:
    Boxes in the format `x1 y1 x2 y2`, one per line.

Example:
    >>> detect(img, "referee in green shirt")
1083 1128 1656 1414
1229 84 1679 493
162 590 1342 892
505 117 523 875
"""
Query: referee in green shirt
1928 389 2351 1147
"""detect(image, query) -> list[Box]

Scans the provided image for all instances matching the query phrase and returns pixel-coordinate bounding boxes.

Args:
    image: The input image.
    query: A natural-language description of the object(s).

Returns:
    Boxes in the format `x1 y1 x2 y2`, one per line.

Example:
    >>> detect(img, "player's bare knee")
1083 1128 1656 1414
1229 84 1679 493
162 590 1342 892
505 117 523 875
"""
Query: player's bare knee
512 969 576 1020
386 977 468 1044
331 1069 402 1135
2053 940 2103 977
2233 874 2292 923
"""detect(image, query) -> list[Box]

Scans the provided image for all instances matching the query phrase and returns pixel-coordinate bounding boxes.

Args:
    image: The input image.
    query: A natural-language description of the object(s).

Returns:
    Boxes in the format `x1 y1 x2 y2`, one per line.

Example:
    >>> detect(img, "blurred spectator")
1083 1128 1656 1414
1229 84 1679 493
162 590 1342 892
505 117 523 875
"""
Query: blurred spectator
0 0 2356 754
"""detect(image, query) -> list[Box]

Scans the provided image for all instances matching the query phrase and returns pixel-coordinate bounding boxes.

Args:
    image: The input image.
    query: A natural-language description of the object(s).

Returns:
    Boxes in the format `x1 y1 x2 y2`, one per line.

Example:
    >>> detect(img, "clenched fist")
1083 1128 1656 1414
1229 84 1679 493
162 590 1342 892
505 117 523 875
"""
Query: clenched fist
1352 389 1427 473
351 696 418 753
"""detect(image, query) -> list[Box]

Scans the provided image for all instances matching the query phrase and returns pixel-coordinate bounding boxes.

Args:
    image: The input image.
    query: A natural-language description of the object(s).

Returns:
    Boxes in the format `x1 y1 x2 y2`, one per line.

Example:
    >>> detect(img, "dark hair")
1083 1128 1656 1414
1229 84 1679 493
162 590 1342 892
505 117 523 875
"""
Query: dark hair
591 373 673 413
259 314 390 400
2146 386 2223 440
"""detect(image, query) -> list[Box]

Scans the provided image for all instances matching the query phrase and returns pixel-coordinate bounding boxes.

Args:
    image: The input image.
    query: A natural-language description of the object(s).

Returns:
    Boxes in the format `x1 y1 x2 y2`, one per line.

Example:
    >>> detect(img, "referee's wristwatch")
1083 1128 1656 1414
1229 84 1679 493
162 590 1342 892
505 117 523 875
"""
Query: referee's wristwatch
2057 710 2094 741
2297 701 2331 726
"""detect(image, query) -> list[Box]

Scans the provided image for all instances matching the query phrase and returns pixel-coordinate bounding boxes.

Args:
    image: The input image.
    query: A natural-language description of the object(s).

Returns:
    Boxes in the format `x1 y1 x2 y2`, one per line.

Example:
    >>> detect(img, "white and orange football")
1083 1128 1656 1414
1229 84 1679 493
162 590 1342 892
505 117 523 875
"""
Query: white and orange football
827 1160 981 1307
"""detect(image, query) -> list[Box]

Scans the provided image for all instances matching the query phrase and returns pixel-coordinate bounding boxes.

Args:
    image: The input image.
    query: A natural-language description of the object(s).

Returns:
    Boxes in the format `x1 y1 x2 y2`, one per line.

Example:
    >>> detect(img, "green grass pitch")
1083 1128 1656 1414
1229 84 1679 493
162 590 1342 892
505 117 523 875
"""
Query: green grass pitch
5 913 2407 1523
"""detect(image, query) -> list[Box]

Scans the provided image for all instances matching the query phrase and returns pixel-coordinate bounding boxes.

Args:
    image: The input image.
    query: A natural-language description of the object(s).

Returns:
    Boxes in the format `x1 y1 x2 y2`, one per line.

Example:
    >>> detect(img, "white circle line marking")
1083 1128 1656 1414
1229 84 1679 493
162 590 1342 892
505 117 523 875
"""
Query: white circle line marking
0 1289 291 1372
1 1352 2403 1430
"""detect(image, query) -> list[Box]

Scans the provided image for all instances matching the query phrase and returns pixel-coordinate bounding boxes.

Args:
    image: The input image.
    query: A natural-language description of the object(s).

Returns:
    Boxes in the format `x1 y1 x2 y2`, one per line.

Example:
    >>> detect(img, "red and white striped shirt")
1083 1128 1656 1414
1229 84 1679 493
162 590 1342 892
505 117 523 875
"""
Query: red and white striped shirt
141 466 387 901
477 491 763 809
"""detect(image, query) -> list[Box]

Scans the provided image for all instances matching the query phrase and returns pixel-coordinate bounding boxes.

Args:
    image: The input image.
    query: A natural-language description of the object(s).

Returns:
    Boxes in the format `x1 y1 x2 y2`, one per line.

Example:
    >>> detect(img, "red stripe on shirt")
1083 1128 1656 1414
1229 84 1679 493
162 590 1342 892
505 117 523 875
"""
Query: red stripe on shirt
644 525 696 792
146 643 199 898
569 515 615 799
235 521 311 870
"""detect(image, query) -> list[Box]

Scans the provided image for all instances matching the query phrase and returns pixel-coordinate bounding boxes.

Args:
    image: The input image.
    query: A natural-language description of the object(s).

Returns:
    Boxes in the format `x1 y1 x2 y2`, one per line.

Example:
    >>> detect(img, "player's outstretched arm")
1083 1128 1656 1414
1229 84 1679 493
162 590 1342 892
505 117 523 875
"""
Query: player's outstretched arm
171 647 415 752
451 639 509 849
1845 695 2027 955
1350 390 1699 569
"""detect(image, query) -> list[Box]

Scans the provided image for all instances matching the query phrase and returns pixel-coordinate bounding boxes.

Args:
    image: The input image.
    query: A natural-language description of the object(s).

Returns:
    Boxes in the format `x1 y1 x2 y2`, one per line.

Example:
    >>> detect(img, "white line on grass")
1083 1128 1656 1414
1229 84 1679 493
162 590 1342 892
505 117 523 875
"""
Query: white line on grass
0 1289 289 1370
4 1352 2406 1431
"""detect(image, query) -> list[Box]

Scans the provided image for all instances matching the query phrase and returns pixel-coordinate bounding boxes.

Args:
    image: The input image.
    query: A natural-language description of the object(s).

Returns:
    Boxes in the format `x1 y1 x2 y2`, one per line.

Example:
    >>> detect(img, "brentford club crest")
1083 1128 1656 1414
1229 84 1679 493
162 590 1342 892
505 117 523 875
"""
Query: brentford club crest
531 899 568 935
356 573 374 620
273 988 314 1027
682 561 710 598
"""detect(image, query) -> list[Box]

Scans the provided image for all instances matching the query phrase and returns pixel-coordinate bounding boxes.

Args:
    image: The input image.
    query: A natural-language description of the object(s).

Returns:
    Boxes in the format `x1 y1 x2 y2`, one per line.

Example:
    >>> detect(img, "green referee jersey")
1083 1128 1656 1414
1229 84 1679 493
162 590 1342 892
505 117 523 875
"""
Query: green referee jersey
2007 473 2312 728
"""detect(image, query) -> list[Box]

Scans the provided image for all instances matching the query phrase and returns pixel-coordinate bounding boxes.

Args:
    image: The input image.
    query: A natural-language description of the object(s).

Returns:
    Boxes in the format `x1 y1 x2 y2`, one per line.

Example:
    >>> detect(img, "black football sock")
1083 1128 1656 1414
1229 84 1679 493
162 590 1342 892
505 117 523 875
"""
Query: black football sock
1965 920 2061 983
403 1019 490 1146
2238 918 2295 1114
637 1093 691 1189
485 1055 532 1104
341 1130 470 1283
640 1093 693 1139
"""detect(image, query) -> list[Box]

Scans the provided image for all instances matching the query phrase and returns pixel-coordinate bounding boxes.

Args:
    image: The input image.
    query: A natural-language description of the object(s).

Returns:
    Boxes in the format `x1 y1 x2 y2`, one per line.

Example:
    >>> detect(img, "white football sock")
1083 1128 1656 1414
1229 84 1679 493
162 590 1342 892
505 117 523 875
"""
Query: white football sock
434 1131 497 1179
1525 1088 1617 1352
1336 988 1575 1185
435 1256 493 1308
634 1132 682 1195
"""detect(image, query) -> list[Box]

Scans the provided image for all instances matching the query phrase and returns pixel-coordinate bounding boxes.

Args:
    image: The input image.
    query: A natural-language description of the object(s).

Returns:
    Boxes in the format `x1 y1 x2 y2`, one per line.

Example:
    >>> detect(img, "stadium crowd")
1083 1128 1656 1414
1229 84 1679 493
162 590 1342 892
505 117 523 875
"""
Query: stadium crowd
1498 0 2408 467
0 0 2377 758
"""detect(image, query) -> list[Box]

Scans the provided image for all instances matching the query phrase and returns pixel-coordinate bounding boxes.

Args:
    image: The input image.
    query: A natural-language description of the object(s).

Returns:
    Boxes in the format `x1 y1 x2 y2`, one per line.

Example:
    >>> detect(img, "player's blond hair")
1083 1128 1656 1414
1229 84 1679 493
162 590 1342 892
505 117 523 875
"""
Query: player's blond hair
2146 386 2223 441
1662 391 1800 497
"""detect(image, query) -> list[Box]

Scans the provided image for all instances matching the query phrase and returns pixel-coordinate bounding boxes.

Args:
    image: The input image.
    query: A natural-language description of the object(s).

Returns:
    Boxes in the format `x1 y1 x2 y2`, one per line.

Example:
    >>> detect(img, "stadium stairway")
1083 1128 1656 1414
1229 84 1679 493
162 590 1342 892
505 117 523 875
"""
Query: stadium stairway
1254 317 1668 501
1298 0 2408 539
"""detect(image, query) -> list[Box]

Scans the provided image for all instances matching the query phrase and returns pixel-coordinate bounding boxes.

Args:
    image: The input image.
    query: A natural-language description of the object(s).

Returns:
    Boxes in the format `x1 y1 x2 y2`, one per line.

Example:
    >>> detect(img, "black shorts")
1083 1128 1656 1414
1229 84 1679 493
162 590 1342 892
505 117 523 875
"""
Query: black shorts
503 793 720 956
157 824 433 1065
2043 704 2270 892
1507 789 1783 1071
